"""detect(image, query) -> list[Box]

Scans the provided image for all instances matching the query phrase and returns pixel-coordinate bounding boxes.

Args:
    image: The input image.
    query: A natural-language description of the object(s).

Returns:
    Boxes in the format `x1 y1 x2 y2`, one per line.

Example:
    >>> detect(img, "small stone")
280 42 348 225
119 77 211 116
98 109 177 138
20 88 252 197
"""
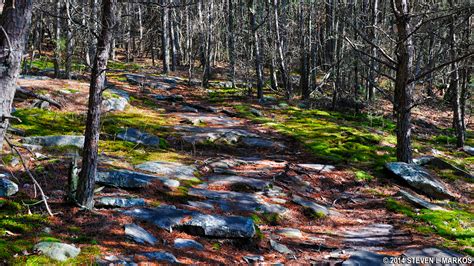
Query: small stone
270 239 293 254
173 238 204 250
292 195 329 216
243 255 264 264
250 108 263 117
0 176 19 197
34 242 80 262
142 252 179 264
181 106 199 113
275 228 303 239
397 190 446 211
296 163 336 173
124 223 157 245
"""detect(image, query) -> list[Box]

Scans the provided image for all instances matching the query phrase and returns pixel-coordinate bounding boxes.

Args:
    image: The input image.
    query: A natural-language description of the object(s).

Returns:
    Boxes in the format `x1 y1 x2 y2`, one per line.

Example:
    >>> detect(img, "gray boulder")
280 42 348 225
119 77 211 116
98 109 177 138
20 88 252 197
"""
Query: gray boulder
135 161 197 181
34 242 80 262
23 135 84 148
102 95 128 112
117 128 161 147
292 195 329 216
142 252 179 264
250 108 263 117
385 162 456 200
124 223 157 245
96 170 180 190
463 146 474 156
0 176 18 196
173 238 204 250
95 197 146 208
296 163 336 173
123 206 256 238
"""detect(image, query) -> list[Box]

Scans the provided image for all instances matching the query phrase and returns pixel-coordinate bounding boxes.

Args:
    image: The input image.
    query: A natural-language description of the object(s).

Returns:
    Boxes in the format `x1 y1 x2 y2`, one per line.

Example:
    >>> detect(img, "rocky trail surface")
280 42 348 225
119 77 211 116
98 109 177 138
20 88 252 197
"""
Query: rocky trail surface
3 72 471 265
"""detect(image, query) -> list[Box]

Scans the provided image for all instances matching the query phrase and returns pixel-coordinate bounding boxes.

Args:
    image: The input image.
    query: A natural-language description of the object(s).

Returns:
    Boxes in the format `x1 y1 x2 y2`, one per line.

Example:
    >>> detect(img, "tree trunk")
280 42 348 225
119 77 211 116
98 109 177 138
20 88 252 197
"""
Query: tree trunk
0 0 34 150
272 0 291 99
162 0 170 74
248 0 264 100
392 0 414 163
227 0 236 87
53 0 62 78
65 0 74 79
76 0 116 209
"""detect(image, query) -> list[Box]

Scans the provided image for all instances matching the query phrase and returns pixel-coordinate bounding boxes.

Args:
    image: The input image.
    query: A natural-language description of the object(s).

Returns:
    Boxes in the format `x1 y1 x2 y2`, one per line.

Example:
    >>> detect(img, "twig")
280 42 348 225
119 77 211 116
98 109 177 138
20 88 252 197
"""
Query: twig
5 138 54 216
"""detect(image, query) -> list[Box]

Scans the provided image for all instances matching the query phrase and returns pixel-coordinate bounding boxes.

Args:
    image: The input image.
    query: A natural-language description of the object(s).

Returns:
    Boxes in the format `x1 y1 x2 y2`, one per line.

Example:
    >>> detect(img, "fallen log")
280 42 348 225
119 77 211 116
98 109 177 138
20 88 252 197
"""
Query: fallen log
15 86 63 109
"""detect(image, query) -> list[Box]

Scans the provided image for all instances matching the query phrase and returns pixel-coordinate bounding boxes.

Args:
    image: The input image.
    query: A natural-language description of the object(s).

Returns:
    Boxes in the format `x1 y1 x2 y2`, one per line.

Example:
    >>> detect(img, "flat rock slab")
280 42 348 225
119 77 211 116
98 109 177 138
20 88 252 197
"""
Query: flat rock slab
414 156 473 179
205 175 270 191
241 137 286 150
173 238 204 250
34 242 80 262
23 135 84 148
176 113 241 126
123 206 256 238
292 195 329 216
173 126 259 145
188 188 287 214
343 224 410 249
96 170 180 189
386 162 456 200
95 197 146 208
135 161 197 181
403 247 464 259
0 176 18 196
342 251 391 266
296 164 336 173
124 223 157 245
275 228 303 239
397 190 446 211
117 128 161 147
125 74 177 90
142 252 179 264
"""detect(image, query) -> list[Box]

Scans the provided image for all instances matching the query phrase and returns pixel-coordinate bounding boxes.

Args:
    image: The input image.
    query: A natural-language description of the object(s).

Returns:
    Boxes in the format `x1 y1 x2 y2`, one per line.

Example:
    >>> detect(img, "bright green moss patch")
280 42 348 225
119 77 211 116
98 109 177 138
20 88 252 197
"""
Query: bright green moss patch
236 104 396 168
13 245 100 266
108 61 141 71
386 198 474 255
13 109 85 136
354 170 374 182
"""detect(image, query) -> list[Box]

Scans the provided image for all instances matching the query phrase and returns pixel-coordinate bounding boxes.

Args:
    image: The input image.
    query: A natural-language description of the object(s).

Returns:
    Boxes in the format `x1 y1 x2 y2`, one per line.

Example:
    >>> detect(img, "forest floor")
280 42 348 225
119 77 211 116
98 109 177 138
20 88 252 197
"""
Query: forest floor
0 62 473 264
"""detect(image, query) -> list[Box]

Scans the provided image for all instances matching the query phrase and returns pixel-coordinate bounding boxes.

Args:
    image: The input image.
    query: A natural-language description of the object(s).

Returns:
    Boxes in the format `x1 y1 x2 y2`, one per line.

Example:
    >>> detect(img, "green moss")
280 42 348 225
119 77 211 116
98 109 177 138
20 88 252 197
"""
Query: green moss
386 198 474 255
108 61 141 71
236 104 396 168
38 236 61 243
13 108 85 136
30 58 54 70
354 170 374 182
14 245 101 265
303 207 327 219
211 242 221 250
67 226 81 233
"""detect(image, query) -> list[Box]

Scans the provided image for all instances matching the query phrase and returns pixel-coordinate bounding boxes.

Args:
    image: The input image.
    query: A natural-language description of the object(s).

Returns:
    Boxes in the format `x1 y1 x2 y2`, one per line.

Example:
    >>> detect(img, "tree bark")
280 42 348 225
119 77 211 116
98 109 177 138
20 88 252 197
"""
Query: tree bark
162 0 170 73
76 0 116 209
0 0 34 150
248 0 264 100
392 0 414 163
